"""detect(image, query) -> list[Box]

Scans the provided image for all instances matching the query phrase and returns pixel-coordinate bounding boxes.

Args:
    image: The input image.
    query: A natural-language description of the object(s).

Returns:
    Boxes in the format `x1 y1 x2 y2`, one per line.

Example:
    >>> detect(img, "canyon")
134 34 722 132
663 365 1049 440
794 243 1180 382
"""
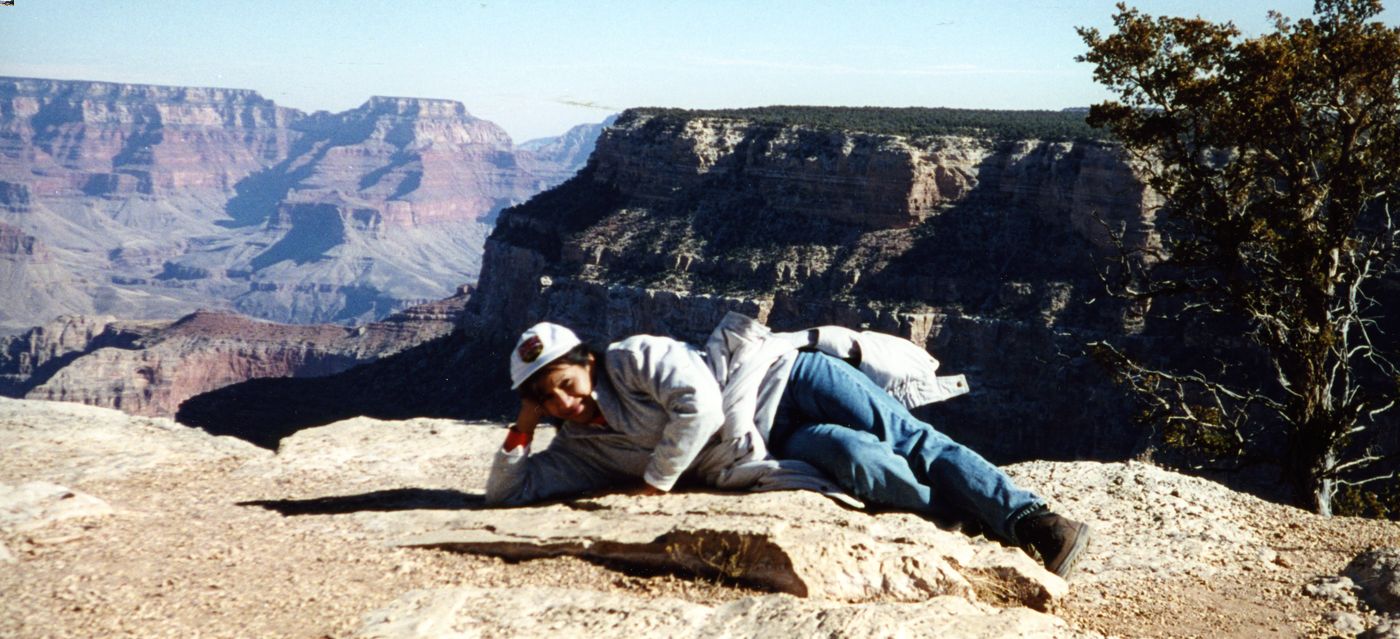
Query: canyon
6 96 1400 636
180 108 1164 467
473 110 1160 462
0 76 607 334
0 291 467 419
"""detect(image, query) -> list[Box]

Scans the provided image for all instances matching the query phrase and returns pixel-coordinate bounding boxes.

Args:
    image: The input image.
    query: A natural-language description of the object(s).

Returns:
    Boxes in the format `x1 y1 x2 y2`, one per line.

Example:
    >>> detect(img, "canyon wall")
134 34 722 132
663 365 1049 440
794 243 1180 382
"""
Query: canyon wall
0 292 467 418
0 77 600 332
468 111 1160 460
178 108 1162 461
0 222 94 334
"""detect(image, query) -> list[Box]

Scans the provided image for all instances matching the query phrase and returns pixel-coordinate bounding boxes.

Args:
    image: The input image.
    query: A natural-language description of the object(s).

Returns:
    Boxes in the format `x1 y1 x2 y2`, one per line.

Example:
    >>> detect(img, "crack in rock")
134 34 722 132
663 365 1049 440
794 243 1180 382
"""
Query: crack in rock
390 491 1063 609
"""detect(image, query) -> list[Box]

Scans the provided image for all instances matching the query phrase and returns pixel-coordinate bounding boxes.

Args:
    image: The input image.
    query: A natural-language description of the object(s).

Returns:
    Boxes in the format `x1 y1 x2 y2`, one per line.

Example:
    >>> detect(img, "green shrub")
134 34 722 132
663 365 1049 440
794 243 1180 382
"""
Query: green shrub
624 106 1107 142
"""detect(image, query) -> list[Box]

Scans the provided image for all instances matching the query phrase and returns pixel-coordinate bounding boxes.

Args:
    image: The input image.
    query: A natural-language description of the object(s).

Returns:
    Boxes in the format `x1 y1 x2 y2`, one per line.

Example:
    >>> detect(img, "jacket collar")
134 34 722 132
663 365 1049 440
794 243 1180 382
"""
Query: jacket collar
591 365 621 426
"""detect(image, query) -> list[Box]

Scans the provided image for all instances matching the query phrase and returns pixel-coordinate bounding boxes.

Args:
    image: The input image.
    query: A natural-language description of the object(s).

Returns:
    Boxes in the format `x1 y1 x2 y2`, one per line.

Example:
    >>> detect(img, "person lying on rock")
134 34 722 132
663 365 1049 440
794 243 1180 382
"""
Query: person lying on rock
484 313 1092 578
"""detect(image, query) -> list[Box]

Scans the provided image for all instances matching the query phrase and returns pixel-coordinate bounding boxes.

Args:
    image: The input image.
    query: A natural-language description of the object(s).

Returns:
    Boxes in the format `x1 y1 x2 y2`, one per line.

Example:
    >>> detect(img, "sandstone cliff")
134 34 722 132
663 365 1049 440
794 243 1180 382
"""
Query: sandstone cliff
0 292 467 418
0 77 599 331
470 109 1159 461
0 314 164 398
0 222 94 335
175 109 1163 462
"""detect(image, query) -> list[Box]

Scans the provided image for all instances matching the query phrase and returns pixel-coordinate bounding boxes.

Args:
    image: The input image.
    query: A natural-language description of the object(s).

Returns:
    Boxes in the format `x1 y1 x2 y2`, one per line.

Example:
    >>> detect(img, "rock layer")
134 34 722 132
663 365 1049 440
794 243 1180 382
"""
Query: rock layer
0 76 602 330
395 491 1062 608
3 292 467 417
354 587 1087 639
0 314 163 397
468 110 1159 461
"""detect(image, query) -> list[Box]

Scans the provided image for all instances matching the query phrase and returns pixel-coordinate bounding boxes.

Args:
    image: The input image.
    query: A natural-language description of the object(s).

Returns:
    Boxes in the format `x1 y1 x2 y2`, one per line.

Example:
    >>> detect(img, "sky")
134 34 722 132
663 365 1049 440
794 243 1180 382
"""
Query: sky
2 1 1395 142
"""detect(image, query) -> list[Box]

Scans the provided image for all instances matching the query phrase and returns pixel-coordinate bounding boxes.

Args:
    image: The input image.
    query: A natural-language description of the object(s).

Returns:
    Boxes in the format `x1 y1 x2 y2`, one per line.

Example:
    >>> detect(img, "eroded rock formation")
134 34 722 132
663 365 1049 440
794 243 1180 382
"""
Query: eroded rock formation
0 76 603 330
468 110 1160 461
1 292 467 417
0 313 163 397
0 223 94 335
175 109 1165 460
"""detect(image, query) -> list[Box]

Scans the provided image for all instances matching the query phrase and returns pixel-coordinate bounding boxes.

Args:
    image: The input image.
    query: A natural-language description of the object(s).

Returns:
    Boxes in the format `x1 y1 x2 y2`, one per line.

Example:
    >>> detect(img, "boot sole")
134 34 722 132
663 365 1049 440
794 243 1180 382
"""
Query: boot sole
1048 522 1092 579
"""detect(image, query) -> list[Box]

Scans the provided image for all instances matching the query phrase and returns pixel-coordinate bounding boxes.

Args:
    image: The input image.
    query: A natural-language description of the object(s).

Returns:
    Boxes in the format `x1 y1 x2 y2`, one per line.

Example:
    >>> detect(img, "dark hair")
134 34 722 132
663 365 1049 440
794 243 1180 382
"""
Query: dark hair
517 343 604 404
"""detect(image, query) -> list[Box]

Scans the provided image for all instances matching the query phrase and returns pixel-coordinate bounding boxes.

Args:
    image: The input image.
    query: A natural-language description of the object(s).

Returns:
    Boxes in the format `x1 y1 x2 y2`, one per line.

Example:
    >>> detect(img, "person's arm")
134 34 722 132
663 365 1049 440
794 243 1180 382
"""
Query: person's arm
484 401 622 506
611 338 726 493
501 399 544 452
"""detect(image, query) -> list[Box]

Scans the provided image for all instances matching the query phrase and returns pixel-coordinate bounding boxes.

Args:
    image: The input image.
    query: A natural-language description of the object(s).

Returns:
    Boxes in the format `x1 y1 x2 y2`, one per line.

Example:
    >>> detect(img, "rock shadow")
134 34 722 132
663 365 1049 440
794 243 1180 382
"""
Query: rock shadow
220 111 372 228
220 135 327 228
247 202 348 269
239 488 483 515
176 329 515 449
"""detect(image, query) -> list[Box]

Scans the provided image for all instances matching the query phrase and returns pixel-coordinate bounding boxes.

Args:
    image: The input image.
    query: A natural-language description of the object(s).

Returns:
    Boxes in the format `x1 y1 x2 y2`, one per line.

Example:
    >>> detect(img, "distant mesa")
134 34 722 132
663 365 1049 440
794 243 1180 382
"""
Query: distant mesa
0 291 468 422
0 75 612 333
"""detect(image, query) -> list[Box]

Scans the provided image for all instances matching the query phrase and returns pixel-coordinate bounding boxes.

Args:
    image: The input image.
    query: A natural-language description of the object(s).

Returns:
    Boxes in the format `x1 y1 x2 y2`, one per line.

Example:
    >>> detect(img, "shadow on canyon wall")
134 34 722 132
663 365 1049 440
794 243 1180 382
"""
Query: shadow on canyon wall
176 329 515 449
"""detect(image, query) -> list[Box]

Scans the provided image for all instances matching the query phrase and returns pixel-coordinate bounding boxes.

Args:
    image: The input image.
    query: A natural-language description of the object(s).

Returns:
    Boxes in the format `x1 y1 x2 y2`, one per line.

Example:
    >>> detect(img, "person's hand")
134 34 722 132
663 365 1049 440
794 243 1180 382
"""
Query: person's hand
626 483 665 497
502 398 544 452
514 398 545 436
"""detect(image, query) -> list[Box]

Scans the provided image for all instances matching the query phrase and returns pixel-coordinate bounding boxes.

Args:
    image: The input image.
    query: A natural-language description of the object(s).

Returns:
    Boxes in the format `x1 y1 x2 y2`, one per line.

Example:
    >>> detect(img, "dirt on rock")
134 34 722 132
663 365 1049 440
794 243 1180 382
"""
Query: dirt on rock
1005 462 1400 638
0 399 764 639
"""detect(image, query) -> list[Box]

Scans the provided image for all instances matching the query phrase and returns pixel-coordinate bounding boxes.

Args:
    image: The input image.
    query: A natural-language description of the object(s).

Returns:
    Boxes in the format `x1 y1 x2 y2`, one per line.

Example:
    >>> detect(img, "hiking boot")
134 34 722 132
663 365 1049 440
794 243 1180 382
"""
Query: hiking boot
1016 512 1092 579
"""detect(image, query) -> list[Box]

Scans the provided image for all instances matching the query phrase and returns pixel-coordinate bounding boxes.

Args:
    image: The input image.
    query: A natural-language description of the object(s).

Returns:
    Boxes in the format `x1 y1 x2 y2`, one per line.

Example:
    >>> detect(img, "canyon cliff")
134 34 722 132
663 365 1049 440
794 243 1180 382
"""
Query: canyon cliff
181 108 1161 463
0 222 94 329
0 293 466 419
0 77 602 333
468 109 1158 460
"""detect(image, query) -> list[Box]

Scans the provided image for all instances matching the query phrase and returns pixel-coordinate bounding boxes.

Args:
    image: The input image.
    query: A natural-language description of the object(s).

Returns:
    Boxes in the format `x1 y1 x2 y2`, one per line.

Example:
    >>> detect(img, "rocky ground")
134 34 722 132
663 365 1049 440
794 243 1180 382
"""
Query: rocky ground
3 397 1399 638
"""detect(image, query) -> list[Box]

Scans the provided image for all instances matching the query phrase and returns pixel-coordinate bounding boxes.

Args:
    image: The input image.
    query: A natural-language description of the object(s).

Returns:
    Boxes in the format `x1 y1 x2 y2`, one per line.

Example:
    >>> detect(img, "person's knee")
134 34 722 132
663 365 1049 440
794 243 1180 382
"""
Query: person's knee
836 438 909 492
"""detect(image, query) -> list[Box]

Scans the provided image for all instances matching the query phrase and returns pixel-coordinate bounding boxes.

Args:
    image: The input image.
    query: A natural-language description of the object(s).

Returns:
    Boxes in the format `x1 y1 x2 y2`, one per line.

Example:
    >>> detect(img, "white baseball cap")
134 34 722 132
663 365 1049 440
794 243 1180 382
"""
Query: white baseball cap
510 322 583 389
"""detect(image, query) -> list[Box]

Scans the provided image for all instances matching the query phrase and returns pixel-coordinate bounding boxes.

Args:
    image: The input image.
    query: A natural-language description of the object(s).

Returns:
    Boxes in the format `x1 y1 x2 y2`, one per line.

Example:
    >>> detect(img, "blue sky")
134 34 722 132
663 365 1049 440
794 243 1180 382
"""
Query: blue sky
2 1 1393 141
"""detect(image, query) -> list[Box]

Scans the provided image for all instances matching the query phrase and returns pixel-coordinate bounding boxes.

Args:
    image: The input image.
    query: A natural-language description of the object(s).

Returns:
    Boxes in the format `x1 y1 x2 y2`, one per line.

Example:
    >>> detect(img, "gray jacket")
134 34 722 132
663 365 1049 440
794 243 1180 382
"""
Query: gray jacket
485 334 776 506
484 313 966 507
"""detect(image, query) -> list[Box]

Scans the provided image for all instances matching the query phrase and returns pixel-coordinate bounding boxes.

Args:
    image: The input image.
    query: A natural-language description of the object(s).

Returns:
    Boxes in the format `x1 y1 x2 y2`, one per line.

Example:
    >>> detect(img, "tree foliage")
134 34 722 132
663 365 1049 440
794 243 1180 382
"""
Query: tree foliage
1079 0 1400 514
626 106 1108 142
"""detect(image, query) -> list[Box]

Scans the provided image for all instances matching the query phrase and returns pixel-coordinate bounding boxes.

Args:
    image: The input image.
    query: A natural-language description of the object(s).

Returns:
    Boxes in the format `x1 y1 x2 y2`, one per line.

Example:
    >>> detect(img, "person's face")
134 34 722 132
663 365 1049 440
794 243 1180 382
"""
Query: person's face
531 357 599 423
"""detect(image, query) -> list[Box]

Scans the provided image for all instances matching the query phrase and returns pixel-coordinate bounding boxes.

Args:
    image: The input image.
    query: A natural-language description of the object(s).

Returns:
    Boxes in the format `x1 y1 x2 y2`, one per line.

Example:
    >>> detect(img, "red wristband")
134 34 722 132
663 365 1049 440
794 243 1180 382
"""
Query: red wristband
503 426 531 451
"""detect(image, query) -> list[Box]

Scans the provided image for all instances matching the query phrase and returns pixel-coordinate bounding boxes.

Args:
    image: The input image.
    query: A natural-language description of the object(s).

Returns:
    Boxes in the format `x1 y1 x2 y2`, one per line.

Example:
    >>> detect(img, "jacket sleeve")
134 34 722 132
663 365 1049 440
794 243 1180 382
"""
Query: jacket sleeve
612 339 726 492
483 436 624 507
855 330 970 407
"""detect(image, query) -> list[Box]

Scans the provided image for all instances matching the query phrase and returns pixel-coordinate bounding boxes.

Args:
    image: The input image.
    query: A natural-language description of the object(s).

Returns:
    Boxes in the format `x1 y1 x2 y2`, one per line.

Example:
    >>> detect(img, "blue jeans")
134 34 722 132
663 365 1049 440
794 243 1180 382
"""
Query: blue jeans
770 351 1044 543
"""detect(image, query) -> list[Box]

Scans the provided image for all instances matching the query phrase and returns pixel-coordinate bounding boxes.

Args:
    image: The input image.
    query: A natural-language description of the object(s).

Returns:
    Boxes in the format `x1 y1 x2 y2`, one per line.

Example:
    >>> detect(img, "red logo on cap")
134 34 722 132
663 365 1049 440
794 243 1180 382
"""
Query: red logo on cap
518 335 544 363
